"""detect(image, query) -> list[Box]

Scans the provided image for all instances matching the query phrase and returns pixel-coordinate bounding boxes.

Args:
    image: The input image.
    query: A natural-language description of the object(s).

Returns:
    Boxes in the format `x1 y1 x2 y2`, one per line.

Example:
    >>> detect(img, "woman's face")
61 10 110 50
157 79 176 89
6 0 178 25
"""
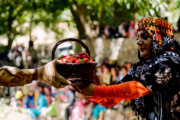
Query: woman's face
137 30 153 60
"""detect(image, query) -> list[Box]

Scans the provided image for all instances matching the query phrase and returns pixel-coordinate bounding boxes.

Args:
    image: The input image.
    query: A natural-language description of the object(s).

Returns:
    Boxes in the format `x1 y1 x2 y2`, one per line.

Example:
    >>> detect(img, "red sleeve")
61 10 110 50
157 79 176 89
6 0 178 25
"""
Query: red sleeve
86 81 150 107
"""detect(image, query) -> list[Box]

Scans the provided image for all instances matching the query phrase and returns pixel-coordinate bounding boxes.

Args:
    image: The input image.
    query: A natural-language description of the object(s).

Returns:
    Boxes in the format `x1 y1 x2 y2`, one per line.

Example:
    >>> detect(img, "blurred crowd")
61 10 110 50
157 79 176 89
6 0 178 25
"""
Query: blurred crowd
99 21 136 39
0 56 135 120
0 40 39 69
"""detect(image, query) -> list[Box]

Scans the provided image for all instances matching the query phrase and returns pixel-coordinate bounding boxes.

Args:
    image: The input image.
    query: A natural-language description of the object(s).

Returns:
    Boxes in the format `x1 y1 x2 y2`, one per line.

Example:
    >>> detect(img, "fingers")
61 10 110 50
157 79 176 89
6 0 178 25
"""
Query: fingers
71 85 82 93
55 73 70 85
41 59 69 88
52 72 70 88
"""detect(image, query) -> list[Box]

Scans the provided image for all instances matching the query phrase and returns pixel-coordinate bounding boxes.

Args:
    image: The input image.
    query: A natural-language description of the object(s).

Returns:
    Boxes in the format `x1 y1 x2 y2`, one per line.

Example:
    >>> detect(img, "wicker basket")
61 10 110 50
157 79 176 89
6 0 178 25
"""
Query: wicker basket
52 38 97 87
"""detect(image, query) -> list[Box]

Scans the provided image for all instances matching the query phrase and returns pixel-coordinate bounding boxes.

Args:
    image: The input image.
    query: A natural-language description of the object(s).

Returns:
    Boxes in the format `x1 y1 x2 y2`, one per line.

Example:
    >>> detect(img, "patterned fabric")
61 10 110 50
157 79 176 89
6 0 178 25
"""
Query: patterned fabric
121 17 180 119
137 17 174 39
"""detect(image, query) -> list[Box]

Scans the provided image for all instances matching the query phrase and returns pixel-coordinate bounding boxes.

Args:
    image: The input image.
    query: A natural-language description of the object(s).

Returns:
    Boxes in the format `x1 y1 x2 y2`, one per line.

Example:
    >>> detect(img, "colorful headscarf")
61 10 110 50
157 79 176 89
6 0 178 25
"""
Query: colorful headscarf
137 16 179 57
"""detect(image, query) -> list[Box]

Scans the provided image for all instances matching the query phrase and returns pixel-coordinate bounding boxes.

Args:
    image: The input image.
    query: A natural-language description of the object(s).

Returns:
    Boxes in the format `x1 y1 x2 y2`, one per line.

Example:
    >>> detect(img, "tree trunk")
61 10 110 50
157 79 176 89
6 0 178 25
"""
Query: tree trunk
70 1 97 57
70 4 85 54
6 5 15 50
28 12 34 47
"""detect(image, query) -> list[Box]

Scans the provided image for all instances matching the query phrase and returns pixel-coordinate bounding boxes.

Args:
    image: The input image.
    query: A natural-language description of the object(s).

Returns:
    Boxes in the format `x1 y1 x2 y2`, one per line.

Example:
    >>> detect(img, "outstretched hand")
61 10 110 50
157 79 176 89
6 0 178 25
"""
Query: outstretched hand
37 59 70 88
0 66 33 86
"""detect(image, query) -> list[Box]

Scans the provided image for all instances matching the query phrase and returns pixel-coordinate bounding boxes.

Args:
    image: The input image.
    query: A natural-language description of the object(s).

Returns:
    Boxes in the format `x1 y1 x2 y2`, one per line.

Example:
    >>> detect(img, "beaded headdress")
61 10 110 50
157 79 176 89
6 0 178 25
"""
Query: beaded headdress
137 17 174 46
137 17 179 58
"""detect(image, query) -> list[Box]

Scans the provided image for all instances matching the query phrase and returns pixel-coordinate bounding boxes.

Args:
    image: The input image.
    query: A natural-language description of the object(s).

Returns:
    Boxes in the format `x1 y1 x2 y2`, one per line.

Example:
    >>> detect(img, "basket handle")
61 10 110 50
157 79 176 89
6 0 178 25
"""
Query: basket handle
51 38 90 60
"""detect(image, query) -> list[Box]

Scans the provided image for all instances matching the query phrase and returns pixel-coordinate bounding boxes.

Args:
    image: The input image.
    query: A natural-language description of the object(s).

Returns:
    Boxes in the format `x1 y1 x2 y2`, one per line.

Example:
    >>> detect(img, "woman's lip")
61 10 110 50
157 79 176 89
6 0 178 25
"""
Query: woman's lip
140 48 145 51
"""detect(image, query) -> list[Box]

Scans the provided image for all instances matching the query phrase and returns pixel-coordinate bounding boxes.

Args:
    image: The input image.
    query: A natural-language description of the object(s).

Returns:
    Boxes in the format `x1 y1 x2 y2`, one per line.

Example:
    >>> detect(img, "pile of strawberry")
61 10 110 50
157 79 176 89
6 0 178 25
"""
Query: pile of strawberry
58 52 94 63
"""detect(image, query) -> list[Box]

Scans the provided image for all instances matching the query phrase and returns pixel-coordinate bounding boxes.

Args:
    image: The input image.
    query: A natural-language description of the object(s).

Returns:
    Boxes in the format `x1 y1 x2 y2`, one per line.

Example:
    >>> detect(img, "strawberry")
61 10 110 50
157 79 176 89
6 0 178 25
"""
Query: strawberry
78 52 86 56
75 59 81 63
83 58 89 62
90 59 94 63
86 55 90 59
69 54 73 56
71 58 77 63
65 56 71 60
71 59 74 63
76 55 81 59
82 55 87 58
58 52 94 63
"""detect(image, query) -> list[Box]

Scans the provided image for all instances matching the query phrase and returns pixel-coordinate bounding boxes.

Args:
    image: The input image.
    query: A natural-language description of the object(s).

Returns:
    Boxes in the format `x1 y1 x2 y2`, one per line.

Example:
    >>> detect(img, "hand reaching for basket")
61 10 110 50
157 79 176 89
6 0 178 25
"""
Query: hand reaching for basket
0 59 69 88
37 59 70 88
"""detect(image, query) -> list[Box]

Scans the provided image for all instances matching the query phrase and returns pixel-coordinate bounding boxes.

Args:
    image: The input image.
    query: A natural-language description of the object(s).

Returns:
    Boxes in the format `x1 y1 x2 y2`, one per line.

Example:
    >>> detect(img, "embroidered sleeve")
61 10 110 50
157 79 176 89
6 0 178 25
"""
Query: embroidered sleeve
144 52 180 91
170 92 180 118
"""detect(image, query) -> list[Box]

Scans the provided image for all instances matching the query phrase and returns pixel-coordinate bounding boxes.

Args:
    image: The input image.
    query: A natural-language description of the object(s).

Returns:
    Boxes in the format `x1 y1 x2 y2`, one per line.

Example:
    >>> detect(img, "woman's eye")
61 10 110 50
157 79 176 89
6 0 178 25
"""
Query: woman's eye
136 37 139 41
142 35 149 39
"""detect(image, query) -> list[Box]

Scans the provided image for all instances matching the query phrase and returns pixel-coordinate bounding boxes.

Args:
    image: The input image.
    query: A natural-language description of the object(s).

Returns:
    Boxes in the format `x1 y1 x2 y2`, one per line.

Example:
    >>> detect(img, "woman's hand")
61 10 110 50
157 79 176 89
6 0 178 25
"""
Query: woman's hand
71 83 95 97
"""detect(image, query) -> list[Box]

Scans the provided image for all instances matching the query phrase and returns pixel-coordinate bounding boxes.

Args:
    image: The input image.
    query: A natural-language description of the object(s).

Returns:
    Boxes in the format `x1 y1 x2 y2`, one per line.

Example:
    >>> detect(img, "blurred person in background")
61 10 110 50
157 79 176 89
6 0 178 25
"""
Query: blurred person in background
124 61 132 71
47 97 57 120
92 104 106 120
101 65 112 85
52 88 60 99
15 87 24 107
118 21 126 37
29 87 47 120
8 48 24 68
129 20 136 38
28 40 38 68
25 90 35 108
71 92 88 120
101 58 109 67
118 66 128 83
110 67 118 84
95 66 103 82
44 86 52 106
64 86 75 120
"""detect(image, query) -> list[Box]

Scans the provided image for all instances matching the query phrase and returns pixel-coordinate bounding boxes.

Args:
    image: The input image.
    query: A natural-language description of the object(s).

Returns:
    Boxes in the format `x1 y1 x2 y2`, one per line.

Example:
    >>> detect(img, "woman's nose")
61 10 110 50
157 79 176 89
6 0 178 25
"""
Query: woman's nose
136 39 143 45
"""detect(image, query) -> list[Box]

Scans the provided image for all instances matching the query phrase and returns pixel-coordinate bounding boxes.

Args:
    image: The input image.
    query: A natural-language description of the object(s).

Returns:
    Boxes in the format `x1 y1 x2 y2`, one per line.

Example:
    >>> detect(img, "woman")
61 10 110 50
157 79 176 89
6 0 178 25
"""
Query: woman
77 17 180 120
